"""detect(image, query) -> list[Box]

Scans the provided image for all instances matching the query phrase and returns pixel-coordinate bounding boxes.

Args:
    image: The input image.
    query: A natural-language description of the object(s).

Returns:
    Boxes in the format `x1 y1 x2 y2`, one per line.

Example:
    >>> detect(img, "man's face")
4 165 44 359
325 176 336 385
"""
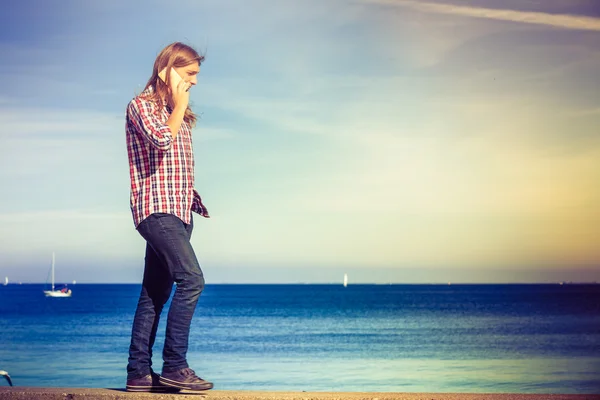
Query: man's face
175 62 200 87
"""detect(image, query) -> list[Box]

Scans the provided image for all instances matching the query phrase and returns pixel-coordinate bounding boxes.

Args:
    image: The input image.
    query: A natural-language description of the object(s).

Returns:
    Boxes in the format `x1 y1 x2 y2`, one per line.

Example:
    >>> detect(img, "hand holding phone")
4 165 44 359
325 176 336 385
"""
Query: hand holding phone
158 67 191 108
158 67 191 92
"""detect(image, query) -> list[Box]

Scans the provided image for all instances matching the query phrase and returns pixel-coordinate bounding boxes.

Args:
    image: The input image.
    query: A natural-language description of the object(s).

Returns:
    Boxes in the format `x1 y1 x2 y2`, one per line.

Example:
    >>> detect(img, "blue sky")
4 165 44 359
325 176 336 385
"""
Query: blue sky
0 0 599 283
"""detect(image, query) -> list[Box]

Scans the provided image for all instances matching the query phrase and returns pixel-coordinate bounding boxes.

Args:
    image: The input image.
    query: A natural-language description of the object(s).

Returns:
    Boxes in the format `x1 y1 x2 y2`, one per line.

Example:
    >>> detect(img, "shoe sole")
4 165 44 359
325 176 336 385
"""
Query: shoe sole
126 384 180 393
179 389 212 395
159 376 214 391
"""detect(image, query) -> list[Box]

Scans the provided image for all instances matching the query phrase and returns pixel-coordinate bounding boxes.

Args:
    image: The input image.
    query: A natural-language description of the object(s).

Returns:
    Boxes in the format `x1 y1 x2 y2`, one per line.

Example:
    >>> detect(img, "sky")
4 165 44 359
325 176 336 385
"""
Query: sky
0 0 599 283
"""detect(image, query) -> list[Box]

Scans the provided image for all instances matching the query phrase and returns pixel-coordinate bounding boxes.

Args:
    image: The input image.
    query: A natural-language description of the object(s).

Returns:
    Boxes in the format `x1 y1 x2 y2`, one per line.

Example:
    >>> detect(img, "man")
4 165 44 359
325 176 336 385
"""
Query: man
124 42 213 393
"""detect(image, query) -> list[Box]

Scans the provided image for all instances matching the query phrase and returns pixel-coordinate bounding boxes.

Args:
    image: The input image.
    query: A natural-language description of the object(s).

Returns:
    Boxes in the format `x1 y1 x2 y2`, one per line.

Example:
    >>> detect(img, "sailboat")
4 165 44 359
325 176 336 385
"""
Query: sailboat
343 273 348 287
44 252 72 297
3 277 7 286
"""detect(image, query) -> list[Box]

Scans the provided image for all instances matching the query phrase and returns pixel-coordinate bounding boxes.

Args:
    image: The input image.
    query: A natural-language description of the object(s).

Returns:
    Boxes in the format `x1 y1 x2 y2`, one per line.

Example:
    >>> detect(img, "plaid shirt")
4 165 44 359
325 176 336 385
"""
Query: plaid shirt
126 87 209 228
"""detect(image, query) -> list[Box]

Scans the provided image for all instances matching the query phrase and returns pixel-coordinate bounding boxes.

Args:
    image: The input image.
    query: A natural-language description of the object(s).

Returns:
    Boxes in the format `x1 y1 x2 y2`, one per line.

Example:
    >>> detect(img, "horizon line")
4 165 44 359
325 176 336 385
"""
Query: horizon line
3 281 598 285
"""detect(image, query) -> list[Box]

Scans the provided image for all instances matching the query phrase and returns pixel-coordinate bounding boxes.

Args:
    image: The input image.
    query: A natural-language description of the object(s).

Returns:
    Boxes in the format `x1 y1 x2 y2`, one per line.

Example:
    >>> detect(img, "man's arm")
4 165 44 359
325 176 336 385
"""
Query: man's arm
166 103 186 141
127 98 173 151
166 78 192 140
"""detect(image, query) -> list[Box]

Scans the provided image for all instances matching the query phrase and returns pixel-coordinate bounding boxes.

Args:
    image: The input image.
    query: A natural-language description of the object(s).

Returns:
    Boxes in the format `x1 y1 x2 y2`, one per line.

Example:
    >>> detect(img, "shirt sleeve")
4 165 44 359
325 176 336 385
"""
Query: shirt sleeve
127 97 173 151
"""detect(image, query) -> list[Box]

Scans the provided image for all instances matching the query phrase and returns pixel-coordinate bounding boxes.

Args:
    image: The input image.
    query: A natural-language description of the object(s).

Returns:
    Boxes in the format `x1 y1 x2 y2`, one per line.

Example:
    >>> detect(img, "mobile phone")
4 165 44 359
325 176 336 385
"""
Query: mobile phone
158 67 188 91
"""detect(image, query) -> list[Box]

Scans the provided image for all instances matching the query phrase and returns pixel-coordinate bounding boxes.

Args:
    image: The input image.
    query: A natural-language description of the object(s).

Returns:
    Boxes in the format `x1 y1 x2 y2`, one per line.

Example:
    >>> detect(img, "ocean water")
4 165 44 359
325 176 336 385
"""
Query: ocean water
0 283 599 393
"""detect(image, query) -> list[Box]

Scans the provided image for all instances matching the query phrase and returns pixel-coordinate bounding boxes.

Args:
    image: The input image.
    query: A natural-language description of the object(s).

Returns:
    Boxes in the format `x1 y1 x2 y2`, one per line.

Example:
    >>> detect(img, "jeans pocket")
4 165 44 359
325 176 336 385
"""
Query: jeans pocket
138 213 174 242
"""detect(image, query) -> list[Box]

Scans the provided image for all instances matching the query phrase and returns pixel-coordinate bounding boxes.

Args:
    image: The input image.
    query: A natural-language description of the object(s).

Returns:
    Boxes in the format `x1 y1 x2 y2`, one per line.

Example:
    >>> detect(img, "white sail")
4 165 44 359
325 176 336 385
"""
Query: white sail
51 252 55 291
3 277 7 286
343 273 348 287
44 252 72 297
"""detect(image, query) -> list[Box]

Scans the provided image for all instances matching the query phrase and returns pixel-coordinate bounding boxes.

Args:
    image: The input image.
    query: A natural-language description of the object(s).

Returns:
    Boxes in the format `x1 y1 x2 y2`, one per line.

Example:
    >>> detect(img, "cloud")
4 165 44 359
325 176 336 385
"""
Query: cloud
193 126 236 142
0 105 234 145
0 209 135 254
0 209 128 222
364 0 600 31
195 64 600 268
0 107 122 138
566 107 600 117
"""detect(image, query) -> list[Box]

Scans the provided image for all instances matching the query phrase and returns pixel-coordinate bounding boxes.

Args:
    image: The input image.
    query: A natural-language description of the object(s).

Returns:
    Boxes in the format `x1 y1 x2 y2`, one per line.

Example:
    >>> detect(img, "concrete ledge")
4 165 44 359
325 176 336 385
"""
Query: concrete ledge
0 388 598 400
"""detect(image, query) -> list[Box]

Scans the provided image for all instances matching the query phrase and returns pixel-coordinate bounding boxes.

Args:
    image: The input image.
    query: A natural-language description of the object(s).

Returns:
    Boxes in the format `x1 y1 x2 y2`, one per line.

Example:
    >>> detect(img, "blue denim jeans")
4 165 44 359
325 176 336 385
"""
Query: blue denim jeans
127 213 205 380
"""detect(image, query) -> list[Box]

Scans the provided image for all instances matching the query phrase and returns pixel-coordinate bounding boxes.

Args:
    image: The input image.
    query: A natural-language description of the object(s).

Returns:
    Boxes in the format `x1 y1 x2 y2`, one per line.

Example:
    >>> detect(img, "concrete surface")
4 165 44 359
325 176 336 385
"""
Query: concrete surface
0 388 598 400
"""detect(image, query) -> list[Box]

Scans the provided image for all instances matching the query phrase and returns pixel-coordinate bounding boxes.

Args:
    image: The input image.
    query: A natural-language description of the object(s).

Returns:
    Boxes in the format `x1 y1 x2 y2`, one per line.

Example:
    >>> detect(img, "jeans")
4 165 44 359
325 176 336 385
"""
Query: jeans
127 213 205 380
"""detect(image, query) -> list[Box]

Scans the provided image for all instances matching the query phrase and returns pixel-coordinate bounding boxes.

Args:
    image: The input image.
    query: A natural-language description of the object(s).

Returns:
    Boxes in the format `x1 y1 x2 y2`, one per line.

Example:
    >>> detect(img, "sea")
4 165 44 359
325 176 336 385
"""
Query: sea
0 283 599 394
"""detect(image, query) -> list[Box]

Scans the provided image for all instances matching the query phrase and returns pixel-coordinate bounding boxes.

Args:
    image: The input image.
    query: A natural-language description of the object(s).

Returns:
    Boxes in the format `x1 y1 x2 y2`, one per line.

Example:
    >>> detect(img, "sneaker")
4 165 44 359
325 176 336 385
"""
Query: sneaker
159 367 214 391
126 371 179 392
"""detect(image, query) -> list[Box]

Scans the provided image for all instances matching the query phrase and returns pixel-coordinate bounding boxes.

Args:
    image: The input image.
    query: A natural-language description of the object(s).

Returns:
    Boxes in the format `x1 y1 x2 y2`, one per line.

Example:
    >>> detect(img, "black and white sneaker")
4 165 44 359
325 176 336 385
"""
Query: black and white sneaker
126 372 179 392
159 367 214 391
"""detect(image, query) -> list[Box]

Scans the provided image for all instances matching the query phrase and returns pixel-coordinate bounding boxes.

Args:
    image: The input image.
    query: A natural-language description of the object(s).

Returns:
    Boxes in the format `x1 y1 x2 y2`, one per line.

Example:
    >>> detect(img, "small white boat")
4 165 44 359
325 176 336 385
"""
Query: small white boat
343 273 348 287
44 252 72 298
3 277 7 286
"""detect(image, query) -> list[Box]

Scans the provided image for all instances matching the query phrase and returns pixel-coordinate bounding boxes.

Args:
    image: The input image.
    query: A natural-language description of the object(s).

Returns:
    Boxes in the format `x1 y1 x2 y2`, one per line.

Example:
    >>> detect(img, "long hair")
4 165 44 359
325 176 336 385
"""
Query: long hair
142 42 204 127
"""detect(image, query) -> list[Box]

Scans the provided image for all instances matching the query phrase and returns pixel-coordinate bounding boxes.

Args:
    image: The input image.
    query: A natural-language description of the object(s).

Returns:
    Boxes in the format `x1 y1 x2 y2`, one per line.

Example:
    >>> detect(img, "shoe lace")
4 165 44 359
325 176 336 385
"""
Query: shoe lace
182 368 197 378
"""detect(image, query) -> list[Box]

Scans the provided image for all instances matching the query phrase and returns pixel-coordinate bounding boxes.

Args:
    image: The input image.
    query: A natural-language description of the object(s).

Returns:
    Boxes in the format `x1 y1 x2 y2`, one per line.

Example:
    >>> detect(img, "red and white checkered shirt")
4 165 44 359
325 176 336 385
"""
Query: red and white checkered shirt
126 87 209 228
